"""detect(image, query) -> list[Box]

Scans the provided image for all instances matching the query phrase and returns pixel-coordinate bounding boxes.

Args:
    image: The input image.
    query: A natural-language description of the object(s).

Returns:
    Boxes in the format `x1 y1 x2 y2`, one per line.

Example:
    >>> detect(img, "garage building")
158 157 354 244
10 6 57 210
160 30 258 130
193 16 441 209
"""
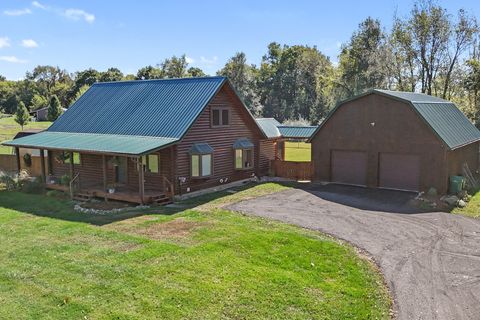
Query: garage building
309 89 480 193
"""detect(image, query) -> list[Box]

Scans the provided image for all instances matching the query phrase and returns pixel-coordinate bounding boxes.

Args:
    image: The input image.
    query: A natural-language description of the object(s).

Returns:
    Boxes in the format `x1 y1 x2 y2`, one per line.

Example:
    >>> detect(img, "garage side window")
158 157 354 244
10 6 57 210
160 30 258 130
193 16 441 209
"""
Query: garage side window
233 138 254 170
190 143 214 178
63 151 81 165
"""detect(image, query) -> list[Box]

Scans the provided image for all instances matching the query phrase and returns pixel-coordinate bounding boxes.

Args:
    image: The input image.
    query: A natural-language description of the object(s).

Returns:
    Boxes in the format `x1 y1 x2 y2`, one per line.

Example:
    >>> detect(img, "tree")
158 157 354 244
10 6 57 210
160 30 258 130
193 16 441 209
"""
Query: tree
218 52 261 114
73 84 90 104
69 68 100 101
14 101 29 130
258 43 333 123
336 17 389 98
47 95 63 121
0 75 5 81
161 55 189 78
31 94 48 110
187 67 206 77
99 67 124 82
136 66 163 80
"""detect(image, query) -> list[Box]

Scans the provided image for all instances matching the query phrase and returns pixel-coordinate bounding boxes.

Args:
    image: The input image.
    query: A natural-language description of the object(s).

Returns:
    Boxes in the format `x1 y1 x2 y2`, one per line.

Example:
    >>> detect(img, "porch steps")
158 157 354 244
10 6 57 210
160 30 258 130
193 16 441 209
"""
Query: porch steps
151 194 172 206
73 192 93 202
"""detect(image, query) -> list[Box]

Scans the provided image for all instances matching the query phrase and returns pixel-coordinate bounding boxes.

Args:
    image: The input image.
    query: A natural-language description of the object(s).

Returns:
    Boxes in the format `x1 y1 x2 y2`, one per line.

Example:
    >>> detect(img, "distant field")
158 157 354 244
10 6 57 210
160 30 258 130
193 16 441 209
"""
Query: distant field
284 141 311 162
0 116 52 154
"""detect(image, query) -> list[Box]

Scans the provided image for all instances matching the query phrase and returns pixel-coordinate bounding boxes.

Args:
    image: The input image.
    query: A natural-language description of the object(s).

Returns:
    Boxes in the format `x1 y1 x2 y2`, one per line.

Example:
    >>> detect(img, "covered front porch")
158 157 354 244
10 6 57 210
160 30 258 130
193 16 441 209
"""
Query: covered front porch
4 132 178 205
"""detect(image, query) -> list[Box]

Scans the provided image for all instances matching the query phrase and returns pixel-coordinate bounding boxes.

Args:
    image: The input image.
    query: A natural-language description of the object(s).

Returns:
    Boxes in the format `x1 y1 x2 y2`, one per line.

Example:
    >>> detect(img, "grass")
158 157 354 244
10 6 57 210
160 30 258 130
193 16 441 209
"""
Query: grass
0 116 52 154
0 182 391 319
452 190 480 218
285 141 311 162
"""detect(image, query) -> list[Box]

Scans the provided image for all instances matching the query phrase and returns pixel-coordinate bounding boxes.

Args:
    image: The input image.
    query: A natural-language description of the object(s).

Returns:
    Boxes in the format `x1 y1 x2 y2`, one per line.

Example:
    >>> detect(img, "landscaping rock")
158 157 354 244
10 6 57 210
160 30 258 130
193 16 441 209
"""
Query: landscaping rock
426 187 437 196
442 195 459 206
457 200 467 208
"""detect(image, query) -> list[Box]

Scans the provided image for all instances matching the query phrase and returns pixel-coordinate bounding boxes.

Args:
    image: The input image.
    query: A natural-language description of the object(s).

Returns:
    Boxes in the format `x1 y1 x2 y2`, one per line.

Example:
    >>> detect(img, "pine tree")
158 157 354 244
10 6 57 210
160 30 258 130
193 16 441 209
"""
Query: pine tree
14 101 29 130
47 95 63 121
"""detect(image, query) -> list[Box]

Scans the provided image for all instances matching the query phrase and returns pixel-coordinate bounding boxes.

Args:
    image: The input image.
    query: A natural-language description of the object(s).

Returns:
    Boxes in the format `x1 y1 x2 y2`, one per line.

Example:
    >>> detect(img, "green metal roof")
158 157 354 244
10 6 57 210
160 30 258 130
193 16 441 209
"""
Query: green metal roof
233 138 254 149
3 76 267 155
309 89 480 149
189 143 214 154
49 76 226 138
3 132 177 156
277 126 318 139
255 118 281 138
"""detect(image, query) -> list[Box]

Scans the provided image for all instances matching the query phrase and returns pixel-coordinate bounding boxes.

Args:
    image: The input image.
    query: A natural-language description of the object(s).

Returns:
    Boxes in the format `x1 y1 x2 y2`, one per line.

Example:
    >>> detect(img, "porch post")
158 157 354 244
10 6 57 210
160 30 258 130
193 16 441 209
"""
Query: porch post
102 155 107 191
40 149 46 182
47 150 53 175
170 146 176 195
69 151 74 178
14 147 21 174
138 157 145 204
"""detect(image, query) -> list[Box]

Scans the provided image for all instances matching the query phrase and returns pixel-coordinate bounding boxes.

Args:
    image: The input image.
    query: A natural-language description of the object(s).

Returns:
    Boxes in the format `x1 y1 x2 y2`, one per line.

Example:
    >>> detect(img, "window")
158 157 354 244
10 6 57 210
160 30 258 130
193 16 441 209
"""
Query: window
235 149 253 169
141 154 159 173
63 152 81 165
212 107 229 127
233 138 254 170
190 143 214 178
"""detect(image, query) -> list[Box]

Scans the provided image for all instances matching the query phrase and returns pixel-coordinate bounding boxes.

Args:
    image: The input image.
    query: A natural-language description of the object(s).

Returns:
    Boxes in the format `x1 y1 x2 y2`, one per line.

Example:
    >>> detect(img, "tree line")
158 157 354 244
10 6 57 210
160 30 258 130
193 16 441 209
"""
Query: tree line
2 0 480 126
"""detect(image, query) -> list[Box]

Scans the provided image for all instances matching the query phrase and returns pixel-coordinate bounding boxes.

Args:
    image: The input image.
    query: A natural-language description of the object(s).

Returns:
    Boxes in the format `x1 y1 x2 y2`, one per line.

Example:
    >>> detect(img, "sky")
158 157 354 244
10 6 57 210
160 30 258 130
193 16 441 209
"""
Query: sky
1 0 479 80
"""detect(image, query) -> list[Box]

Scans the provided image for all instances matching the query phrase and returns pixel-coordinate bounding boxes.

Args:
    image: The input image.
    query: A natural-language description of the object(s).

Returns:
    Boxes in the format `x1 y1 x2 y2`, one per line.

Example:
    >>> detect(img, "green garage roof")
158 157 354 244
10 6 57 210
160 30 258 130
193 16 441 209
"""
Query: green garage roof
3 132 177 156
309 89 480 150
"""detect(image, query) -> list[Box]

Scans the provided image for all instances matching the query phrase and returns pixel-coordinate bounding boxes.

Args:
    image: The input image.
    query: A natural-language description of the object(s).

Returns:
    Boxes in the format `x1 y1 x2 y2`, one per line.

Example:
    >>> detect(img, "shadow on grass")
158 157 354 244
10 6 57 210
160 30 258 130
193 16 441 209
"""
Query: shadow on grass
0 182 296 226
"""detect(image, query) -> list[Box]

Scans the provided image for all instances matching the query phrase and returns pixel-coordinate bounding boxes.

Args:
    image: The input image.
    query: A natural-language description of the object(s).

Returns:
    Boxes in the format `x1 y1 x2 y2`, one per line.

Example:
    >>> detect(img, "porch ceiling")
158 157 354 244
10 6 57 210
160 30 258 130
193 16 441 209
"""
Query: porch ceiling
3 131 178 156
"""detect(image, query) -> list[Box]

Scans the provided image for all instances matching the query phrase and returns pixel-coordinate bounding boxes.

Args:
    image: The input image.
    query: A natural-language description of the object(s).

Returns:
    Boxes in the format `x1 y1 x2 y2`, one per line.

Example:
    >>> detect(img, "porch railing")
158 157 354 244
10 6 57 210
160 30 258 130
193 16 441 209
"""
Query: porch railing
69 173 81 199
162 175 174 200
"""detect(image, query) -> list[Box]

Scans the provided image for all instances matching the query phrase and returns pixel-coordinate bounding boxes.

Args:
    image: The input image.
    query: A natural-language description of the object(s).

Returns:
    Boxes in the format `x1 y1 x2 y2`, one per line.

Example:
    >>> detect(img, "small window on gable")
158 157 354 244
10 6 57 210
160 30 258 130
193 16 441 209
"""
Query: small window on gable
141 154 159 173
233 138 254 170
212 107 229 127
190 143 214 178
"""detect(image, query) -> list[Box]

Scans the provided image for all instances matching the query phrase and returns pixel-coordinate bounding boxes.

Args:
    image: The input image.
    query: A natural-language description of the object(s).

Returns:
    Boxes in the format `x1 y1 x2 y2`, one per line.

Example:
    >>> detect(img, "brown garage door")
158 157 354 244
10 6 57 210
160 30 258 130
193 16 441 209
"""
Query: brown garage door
331 150 368 186
379 153 420 191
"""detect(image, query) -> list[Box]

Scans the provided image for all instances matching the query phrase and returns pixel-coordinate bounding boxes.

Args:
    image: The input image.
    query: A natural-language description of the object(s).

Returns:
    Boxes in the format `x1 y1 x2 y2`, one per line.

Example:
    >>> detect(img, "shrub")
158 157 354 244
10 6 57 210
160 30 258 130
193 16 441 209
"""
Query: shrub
21 178 44 194
0 173 18 191
46 190 67 198
60 175 71 186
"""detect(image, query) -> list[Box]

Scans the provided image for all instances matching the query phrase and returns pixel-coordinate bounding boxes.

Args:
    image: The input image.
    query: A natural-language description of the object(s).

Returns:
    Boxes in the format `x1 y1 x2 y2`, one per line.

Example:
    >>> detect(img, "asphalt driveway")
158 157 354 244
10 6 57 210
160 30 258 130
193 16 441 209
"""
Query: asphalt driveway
228 184 480 320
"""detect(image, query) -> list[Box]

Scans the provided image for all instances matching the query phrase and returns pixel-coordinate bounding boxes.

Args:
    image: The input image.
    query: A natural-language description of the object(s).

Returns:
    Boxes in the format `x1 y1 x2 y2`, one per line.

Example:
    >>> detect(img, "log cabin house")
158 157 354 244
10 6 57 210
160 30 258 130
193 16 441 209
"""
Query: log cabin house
4 77 277 204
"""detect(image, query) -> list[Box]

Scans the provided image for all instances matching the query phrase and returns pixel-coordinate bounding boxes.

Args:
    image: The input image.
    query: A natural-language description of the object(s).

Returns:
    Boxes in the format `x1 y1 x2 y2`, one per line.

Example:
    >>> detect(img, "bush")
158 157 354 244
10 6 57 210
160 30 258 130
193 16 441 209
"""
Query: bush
21 179 44 194
46 190 67 198
0 173 18 191
60 175 71 186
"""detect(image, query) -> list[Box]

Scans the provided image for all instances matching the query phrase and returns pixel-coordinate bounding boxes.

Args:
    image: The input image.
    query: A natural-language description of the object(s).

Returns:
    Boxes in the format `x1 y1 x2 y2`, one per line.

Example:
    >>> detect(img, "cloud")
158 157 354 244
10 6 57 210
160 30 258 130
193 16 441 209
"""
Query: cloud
21 39 39 48
0 37 11 48
31 1 95 24
200 56 218 65
32 1 46 10
0 56 28 64
3 8 32 16
185 56 195 64
63 9 95 23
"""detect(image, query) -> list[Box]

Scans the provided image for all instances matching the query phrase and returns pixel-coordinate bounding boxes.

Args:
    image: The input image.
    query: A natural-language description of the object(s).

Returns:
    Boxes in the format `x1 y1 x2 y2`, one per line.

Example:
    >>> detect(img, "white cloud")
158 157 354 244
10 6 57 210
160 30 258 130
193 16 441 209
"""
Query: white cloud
32 1 47 10
0 56 28 64
3 8 32 16
63 9 95 23
21 39 39 48
185 56 195 64
200 56 218 65
0 37 11 48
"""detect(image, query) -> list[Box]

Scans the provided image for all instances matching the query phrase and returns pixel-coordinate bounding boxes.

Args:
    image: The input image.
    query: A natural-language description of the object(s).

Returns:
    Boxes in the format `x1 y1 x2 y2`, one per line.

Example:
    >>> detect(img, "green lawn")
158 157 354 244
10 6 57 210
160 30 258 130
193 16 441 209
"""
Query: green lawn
0 116 52 154
285 141 311 162
0 183 391 319
452 191 480 218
